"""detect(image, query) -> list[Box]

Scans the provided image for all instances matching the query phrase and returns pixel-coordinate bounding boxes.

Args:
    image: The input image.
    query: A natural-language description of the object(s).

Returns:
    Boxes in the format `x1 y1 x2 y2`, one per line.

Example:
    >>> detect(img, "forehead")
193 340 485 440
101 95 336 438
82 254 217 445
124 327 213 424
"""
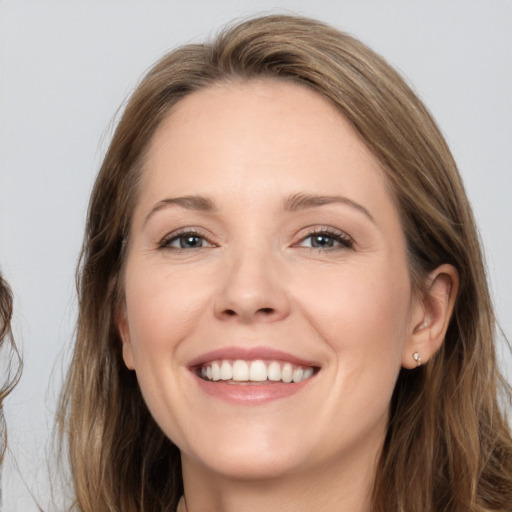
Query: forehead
131 79 404 237
150 79 372 161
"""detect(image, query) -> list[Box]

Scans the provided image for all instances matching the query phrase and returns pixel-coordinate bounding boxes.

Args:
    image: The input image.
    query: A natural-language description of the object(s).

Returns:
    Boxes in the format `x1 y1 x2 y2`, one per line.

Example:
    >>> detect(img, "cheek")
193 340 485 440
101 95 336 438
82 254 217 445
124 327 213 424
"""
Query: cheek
123 261 213 359
297 261 412 366
121 261 215 441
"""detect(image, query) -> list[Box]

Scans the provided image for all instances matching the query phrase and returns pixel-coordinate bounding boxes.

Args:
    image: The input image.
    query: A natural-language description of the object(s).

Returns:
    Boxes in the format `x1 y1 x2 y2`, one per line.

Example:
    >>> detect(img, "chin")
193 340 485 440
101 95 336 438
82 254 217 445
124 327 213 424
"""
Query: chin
191 450 303 482
181 427 309 481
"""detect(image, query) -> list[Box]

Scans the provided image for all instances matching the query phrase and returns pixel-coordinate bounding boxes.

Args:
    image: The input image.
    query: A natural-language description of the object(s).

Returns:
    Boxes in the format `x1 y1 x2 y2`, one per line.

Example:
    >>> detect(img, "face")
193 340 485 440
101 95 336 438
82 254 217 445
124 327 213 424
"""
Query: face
119 80 422 483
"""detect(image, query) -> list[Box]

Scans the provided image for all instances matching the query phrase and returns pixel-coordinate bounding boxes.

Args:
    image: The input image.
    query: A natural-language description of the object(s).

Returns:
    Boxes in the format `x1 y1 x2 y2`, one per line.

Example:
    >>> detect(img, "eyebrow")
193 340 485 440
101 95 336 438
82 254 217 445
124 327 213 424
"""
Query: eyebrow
144 195 216 226
283 193 376 224
144 192 375 226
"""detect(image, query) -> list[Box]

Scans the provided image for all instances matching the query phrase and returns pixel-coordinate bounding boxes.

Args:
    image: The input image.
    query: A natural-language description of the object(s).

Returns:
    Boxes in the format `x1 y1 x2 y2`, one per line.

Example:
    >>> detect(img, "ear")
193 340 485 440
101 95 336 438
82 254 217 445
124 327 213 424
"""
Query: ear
402 264 459 369
116 304 135 370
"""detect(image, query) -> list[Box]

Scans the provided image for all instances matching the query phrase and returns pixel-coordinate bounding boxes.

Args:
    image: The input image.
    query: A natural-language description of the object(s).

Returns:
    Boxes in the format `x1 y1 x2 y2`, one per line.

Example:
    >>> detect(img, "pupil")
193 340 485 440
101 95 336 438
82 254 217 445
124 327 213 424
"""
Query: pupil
312 234 333 247
180 235 202 248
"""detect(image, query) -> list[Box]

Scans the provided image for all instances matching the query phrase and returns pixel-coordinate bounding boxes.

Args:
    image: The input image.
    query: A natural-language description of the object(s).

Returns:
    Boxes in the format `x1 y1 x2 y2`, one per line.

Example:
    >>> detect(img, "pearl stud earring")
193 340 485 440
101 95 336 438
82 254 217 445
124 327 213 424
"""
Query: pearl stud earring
413 352 422 367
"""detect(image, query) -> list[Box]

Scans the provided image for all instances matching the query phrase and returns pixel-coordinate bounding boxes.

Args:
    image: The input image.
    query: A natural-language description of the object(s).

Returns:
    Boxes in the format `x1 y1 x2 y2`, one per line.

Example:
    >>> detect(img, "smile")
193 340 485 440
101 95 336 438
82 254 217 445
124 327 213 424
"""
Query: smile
199 359 315 383
189 347 320 404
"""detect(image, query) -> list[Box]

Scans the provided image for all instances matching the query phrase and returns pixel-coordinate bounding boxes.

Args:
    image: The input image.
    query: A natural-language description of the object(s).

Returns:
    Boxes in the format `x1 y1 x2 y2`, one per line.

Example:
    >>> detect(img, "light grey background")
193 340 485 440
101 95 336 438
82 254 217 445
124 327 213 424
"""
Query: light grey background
1 1 511 510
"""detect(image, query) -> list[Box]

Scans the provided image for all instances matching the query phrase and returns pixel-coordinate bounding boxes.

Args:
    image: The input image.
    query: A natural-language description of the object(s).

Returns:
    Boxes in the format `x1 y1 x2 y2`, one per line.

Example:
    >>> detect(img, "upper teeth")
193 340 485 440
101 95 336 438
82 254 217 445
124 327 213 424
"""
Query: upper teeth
200 359 314 383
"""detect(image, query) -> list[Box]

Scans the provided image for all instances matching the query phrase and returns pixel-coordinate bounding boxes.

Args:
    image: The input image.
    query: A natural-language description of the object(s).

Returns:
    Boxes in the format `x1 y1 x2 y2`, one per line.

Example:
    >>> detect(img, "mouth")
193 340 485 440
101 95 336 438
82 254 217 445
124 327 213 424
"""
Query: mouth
188 347 320 404
196 359 317 384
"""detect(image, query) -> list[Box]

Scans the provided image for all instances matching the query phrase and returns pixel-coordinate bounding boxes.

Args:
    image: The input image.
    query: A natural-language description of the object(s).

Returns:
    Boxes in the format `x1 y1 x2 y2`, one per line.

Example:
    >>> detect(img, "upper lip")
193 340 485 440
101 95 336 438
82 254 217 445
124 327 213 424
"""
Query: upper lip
188 346 320 369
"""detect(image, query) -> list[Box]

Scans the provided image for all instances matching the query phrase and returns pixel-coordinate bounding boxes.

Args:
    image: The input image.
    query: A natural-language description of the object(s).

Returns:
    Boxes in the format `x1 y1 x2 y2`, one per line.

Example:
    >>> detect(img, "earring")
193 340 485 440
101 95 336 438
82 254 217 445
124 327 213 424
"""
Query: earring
413 352 422 367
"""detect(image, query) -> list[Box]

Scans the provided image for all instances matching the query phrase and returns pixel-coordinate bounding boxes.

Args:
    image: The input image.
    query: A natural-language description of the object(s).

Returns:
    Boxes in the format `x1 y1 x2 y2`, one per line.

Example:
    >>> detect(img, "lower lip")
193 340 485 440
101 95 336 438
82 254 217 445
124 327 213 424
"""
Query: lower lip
193 374 314 405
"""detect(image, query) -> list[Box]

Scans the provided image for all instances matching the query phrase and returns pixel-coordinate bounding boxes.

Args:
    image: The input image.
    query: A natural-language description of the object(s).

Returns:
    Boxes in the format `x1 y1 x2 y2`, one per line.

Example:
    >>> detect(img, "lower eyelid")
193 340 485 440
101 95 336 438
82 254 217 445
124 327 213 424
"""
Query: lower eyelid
158 229 214 249
156 227 353 250
303 237 352 249
297 229 354 248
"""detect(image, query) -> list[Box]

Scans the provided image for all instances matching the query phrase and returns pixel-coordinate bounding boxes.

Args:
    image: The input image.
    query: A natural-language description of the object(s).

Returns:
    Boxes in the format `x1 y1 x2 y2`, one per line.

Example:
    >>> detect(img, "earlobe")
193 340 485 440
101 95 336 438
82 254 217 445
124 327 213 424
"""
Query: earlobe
402 264 459 369
117 307 135 370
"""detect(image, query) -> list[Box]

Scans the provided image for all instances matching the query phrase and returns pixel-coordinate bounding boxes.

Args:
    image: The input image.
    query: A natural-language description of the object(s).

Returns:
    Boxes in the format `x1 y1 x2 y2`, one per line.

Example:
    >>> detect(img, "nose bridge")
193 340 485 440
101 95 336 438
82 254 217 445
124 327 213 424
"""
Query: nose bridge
214 240 289 322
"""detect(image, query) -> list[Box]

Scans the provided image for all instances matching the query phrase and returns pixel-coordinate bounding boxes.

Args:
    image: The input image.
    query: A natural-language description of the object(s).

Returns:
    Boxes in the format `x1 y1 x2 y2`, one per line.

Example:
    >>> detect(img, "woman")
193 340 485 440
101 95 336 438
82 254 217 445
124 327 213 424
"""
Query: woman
58 14 512 512
0 274 21 464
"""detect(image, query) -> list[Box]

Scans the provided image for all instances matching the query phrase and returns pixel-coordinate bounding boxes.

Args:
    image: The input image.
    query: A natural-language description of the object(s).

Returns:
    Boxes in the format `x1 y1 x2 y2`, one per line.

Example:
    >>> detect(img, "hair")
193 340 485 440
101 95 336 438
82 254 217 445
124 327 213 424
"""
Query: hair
57 14 512 512
0 274 22 464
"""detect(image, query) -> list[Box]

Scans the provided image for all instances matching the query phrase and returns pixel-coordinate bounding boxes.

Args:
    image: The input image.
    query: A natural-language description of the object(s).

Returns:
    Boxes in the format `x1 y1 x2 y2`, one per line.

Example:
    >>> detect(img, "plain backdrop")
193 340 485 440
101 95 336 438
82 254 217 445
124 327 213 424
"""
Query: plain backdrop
1 1 511 510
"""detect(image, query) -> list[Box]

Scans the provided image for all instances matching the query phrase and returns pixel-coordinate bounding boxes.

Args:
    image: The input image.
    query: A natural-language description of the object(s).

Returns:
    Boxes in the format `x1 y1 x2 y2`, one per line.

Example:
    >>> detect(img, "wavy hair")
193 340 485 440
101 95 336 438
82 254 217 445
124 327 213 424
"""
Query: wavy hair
0 274 22 464
57 14 512 512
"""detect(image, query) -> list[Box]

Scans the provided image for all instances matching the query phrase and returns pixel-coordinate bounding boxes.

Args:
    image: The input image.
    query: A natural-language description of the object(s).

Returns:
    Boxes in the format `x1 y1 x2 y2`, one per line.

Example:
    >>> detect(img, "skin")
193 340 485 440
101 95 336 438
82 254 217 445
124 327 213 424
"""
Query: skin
118 80 457 512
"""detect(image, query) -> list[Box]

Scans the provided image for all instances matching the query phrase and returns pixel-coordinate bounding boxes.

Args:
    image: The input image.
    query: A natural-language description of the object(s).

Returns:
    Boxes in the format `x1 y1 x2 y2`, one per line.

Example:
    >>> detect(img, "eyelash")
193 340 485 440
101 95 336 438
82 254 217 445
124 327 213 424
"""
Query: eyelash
157 227 354 251
296 227 354 250
158 228 215 250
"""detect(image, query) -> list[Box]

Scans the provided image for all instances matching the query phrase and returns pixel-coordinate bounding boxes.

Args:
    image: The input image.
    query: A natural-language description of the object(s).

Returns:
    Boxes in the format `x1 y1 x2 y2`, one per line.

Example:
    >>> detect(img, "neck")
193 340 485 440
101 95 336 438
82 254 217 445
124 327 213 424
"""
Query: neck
180 449 377 512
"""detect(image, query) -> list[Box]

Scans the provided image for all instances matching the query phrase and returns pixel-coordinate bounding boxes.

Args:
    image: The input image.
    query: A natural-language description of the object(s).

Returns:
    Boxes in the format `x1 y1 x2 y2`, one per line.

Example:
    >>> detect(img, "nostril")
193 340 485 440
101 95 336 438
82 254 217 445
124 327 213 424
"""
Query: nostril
222 307 274 317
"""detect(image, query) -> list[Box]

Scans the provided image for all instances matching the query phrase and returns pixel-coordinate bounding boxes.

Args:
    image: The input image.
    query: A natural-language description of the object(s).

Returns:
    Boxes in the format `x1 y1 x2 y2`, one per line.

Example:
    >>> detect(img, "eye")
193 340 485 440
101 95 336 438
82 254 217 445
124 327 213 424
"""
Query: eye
298 229 354 250
159 229 214 250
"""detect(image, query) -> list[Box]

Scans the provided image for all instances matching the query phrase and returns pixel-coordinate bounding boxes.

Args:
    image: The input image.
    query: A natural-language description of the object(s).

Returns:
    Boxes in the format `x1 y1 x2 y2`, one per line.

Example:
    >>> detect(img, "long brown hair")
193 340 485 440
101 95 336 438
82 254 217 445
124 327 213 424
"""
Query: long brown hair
0 274 22 464
58 14 512 512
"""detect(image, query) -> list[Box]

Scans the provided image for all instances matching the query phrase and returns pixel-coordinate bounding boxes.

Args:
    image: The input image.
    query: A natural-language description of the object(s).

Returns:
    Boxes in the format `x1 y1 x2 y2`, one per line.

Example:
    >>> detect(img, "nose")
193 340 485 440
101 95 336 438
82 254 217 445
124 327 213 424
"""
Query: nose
213 248 291 324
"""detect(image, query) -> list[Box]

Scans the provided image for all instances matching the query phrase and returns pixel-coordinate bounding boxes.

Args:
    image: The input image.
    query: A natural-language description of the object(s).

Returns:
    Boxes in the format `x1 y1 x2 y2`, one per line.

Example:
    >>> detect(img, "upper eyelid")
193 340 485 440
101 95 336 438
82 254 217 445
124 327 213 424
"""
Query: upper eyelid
158 227 215 247
294 227 355 250
295 225 353 241
156 225 354 247
304 226 349 236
